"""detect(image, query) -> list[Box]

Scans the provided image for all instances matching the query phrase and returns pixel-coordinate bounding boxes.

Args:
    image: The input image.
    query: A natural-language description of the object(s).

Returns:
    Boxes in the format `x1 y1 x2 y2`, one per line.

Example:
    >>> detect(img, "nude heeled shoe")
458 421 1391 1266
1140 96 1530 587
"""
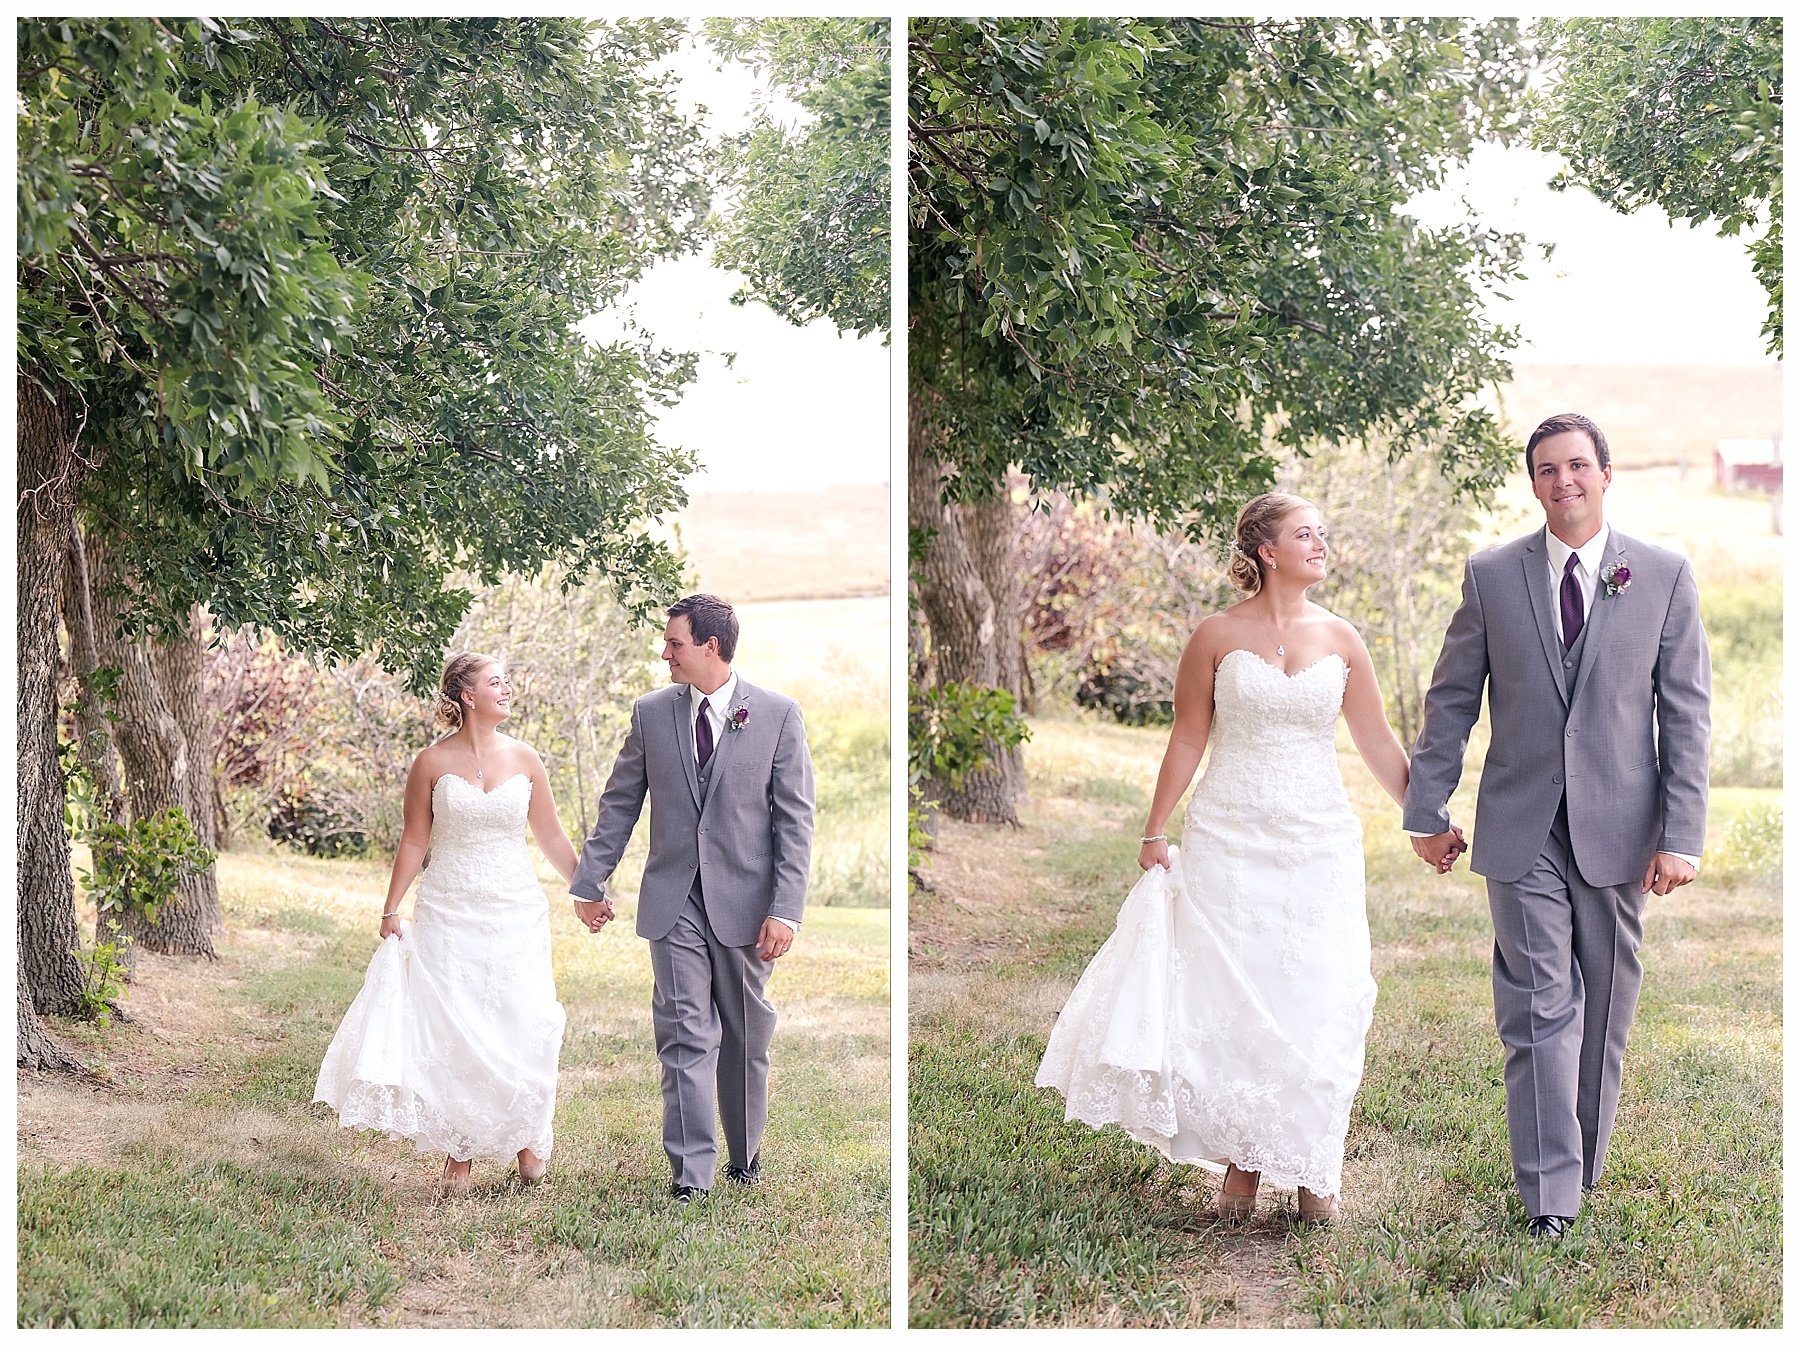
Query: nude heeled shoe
441 1155 472 1195
1297 1187 1339 1225
1215 1164 1260 1221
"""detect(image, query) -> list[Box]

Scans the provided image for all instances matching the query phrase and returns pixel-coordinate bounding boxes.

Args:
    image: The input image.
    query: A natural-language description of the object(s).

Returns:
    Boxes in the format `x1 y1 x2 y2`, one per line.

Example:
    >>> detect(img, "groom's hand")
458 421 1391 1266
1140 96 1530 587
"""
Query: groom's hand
1411 826 1467 873
756 918 794 962
572 898 614 933
1641 851 1696 896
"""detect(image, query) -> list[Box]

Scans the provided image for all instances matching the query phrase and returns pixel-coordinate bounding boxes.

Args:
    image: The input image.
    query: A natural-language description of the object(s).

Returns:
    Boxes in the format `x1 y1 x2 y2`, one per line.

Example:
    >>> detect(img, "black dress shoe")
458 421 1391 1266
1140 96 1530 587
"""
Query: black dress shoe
725 1160 761 1187
1526 1214 1572 1239
670 1184 709 1204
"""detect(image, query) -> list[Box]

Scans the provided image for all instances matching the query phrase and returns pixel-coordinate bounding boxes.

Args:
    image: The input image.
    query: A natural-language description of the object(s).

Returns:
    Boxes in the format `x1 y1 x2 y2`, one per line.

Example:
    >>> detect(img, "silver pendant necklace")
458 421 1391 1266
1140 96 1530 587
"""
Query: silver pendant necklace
1276 644 1285 657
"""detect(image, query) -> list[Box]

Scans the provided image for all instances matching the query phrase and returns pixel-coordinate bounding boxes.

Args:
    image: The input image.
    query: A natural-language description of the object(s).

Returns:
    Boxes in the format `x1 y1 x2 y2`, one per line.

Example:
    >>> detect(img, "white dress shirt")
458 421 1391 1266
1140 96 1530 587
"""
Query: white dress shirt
689 672 739 761
1405 522 1697 871
691 675 799 932
1545 524 1609 644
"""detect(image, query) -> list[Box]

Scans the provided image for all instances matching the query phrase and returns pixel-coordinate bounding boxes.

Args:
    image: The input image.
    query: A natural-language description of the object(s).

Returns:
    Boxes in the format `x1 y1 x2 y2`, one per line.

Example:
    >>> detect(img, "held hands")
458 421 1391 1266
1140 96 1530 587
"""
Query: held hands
572 897 615 933
756 917 794 963
1641 851 1696 897
1410 825 1468 874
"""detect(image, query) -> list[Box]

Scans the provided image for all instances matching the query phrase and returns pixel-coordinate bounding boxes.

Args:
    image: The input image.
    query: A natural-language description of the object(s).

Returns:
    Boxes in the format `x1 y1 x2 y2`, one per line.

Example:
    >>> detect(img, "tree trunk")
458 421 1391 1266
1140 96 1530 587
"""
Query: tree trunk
150 604 223 902
17 374 89 1051
18 977 78 1073
83 533 220 957
62 524 128 828
908 399 1027 824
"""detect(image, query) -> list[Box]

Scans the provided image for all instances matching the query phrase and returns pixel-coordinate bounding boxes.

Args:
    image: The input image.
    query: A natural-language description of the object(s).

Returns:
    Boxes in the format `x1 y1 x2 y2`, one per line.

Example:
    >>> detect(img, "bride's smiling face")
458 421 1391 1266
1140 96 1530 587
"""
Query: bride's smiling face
461 663 513 723
1261 508 1329 584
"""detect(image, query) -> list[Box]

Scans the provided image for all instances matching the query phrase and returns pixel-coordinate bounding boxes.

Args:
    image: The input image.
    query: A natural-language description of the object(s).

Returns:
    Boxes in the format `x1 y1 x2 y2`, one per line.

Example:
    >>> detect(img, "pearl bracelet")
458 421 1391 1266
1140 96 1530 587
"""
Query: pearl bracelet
1140 834 1167 844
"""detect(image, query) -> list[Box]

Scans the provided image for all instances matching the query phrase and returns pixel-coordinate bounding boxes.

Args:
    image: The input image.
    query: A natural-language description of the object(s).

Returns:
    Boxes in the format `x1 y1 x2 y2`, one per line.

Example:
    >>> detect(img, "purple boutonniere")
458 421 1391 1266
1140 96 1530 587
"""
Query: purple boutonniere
1601 561 1631 598
727 704 750 732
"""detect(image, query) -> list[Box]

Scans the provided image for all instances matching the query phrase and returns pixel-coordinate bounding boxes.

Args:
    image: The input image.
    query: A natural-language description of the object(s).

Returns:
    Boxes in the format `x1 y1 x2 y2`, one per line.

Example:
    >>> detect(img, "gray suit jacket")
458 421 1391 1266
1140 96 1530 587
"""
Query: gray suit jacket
571 678 815 946
1403 526 1710 888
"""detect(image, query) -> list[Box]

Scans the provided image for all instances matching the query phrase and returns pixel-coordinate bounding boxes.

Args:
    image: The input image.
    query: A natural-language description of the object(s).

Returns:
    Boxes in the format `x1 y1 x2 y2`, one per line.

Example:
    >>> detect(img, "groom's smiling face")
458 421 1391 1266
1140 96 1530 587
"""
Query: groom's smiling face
662 615 722 686
1530 429 1611 545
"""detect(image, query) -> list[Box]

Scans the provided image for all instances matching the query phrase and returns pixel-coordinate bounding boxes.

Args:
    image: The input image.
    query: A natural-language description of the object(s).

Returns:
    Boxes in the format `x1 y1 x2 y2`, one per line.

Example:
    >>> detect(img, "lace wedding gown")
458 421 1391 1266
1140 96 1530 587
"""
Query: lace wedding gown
315 772 565 1162
1036 649 1377 1195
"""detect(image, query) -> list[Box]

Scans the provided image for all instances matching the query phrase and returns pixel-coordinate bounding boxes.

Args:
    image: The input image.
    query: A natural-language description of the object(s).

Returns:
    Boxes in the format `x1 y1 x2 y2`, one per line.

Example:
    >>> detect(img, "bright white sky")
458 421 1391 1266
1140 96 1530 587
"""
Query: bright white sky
1407 140 1774 367
579 26 889 493
577 28 1770 496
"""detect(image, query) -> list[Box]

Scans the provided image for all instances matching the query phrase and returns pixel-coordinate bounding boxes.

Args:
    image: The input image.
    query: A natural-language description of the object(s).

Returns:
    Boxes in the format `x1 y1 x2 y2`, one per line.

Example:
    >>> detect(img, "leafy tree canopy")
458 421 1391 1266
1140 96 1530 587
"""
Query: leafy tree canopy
910 17 1535 535
19 18 360 492
1530 17 1782 356
707 17 890 337
23 18 713 688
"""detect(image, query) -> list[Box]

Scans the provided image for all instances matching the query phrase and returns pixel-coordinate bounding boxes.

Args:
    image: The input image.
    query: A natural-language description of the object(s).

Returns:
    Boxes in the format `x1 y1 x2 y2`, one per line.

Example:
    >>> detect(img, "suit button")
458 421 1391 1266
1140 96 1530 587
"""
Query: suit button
1553 773 1564 784
1564 659 1574 668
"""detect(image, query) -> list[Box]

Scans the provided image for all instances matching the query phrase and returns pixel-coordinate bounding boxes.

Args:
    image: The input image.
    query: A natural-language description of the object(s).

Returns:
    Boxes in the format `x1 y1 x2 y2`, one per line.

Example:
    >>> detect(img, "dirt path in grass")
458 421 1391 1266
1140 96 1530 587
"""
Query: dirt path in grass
911 802 1313 1329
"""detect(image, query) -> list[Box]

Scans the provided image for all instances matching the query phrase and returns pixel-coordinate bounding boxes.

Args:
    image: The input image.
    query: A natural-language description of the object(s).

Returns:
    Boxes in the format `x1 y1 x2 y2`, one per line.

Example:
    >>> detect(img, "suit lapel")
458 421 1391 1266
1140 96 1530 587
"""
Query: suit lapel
1568 530 1627 708
1521 529 1570 708
672 691 702 809
699 681 755 809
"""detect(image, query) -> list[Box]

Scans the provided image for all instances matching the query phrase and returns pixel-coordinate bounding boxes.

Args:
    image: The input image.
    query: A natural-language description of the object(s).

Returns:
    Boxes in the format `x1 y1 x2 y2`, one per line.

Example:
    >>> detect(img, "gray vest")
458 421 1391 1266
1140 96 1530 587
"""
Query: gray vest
1561 616 1591 697
696 737 717 800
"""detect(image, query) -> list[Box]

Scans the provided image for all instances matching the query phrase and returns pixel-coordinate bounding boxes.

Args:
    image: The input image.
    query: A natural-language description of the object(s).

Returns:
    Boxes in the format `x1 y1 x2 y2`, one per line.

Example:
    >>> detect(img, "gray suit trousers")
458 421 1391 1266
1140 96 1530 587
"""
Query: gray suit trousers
1487 804 1646 1218
647 879 776 1189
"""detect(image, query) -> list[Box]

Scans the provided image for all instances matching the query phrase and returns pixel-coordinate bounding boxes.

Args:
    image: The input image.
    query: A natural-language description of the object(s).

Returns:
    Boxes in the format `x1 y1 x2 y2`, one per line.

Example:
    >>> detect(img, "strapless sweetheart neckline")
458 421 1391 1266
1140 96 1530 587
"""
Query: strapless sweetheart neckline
432 771 531 798
1217 648 1346 681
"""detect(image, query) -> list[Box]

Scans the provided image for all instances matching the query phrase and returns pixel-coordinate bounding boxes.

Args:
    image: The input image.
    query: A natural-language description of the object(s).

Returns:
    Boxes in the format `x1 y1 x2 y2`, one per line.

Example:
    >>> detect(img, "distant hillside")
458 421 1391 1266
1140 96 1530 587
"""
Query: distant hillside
1491 365 1782 468
662 484 889 602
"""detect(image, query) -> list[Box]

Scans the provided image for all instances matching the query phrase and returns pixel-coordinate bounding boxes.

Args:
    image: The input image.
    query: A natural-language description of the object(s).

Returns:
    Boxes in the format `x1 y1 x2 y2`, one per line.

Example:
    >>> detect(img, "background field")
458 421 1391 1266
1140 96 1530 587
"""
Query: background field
1491 365 1782 470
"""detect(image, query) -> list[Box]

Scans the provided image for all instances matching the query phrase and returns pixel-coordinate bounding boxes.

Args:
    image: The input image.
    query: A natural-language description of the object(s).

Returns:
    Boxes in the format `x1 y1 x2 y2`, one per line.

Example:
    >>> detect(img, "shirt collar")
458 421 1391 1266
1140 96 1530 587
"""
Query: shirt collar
692 671 738 713
1546 522 1610 576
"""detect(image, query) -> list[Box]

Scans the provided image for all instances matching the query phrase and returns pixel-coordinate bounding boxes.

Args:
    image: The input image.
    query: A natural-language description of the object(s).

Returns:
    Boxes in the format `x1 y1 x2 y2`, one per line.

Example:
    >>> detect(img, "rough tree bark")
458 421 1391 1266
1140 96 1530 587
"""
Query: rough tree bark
83 532 220 957
150 605 223 878
62 525 127 831
908 398 1027 825
17 374 87 1069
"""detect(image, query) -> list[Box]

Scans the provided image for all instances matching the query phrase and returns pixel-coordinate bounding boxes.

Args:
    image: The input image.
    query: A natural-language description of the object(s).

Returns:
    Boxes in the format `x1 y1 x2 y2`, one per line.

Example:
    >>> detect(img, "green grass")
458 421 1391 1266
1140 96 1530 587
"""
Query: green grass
22 847 889 1328
908 715 1781 1328
806 700 891 908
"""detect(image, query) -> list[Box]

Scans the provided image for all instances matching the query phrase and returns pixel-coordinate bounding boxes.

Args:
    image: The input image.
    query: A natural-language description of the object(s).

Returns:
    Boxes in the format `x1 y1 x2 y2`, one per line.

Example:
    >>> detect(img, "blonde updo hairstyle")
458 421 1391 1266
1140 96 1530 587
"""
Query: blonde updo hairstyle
1226 492 1317 595
435 652 499 731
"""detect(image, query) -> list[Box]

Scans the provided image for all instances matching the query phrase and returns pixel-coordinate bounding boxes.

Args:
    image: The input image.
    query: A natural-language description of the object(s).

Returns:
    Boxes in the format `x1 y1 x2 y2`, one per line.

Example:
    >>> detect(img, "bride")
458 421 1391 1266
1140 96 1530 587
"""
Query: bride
314 652 607 1192
1036 492 1460 1223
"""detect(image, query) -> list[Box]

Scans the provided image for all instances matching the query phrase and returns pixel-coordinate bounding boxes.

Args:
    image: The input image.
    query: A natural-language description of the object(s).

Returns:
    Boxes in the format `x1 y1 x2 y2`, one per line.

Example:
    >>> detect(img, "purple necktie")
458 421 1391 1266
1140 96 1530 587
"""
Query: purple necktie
1560 553 1584 649
695 697 715 769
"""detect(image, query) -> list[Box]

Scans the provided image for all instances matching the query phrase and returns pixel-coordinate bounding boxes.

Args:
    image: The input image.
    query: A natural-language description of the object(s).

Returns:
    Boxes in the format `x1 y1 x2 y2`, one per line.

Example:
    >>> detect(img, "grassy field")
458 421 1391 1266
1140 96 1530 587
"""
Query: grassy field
909 707 1780 1327
21 840 890 1328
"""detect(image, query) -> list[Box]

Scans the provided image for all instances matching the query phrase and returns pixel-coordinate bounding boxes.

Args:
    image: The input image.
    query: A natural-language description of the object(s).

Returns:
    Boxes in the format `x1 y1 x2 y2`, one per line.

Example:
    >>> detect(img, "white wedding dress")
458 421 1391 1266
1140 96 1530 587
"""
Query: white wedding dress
1036 649 1377 1196
314 772 565 1162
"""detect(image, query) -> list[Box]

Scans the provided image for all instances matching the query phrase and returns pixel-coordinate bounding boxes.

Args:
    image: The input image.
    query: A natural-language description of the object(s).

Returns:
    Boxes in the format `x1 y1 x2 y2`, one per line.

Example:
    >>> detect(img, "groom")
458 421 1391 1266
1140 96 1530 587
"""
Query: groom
570 593 815 1201
1403 413 1710 1238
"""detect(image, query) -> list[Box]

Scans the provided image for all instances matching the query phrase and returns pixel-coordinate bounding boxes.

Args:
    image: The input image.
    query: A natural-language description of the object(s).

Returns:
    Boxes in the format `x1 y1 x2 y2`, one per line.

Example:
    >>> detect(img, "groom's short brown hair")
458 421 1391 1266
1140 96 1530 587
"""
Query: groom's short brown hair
668 593 738 663
1526 413 1610 476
